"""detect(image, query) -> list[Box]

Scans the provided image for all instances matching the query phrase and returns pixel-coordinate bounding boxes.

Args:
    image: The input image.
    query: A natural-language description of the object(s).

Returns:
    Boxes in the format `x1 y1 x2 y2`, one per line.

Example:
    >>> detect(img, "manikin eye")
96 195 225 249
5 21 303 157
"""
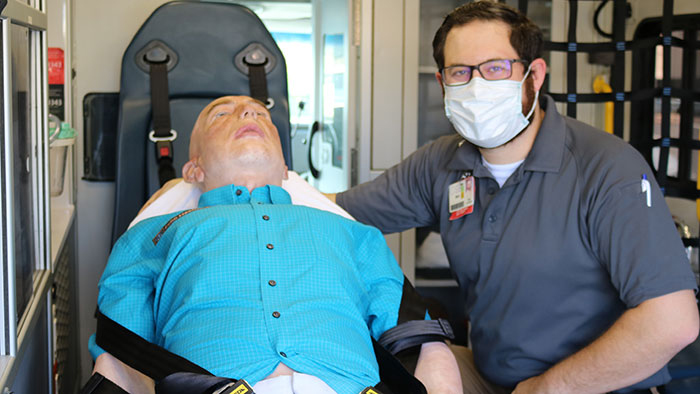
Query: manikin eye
214 111 229 118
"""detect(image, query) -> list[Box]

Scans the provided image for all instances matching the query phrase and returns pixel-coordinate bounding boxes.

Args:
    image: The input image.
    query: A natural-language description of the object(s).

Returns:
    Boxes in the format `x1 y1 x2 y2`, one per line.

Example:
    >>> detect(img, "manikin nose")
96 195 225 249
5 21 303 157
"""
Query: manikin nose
239 105 258 119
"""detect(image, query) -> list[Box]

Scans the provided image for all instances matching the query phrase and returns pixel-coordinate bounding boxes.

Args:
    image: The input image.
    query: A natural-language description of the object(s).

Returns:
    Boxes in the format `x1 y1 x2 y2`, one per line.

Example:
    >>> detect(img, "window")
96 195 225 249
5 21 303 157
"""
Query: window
0 0 49 361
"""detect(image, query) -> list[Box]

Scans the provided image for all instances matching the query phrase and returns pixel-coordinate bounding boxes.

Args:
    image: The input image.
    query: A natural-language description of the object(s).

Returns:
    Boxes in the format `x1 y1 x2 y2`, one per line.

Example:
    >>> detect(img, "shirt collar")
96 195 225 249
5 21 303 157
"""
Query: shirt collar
446 94 565 176
521 94 566 173
198 184 292 208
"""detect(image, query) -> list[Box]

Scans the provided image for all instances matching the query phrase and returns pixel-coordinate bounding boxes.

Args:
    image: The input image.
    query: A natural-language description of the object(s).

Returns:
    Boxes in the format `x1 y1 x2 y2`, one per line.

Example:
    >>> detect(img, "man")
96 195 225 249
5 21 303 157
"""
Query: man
88 96 462 394
330 2 699 393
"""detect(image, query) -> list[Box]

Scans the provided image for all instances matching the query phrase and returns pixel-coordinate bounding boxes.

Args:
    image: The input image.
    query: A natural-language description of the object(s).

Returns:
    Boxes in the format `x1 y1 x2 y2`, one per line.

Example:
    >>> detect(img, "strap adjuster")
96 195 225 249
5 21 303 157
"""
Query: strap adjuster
213 379 255 394
149 129 178 142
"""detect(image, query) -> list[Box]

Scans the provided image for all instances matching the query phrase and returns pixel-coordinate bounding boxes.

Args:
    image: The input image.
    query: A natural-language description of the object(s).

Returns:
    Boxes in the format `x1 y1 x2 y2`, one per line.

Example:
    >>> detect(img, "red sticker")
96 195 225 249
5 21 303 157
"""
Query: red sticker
48 48 65 85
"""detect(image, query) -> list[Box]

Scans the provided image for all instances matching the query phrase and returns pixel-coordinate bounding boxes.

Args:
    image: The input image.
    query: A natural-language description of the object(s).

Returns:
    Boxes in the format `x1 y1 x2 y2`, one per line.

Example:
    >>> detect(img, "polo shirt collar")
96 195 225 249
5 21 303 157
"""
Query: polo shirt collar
521 94 566 173
198 184 292 208
446 94 565 175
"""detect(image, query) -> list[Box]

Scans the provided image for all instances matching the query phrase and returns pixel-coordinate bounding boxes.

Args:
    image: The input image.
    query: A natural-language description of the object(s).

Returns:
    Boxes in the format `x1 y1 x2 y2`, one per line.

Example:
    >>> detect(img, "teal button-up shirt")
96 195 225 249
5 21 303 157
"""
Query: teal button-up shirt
90 184 406 394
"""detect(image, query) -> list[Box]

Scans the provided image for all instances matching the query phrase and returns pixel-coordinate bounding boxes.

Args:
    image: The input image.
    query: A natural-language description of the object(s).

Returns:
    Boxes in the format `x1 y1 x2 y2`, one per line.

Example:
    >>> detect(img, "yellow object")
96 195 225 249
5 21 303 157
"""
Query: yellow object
592 75 614 134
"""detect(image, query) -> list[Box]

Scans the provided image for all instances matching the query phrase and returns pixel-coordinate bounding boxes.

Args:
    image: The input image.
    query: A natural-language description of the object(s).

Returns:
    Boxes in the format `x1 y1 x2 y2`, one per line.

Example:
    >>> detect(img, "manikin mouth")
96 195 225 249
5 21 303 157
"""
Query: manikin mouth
234 123 264 139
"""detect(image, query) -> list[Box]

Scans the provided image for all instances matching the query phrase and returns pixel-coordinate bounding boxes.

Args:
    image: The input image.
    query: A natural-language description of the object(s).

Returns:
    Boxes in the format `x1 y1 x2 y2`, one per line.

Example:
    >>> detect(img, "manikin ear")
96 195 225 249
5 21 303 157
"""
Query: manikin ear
282 165 289 181
435 71 445 96
529 58 547 92
182 159 205 185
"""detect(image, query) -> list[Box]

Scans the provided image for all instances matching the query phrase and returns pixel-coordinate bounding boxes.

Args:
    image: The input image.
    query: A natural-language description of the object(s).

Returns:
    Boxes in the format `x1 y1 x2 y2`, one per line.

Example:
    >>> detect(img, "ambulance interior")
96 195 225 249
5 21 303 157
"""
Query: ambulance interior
0 0 697 392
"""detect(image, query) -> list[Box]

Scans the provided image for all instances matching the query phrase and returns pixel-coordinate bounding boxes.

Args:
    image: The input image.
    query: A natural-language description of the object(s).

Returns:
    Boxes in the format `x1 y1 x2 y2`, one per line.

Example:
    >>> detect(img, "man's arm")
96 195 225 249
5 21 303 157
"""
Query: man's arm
513 289 699 394
414 341 463 394
93 352 155 394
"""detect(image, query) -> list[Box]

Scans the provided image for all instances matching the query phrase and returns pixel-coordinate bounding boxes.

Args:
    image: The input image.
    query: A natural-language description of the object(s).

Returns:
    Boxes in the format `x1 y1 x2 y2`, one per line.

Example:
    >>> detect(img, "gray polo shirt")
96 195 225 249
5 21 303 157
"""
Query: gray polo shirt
337 95 697 390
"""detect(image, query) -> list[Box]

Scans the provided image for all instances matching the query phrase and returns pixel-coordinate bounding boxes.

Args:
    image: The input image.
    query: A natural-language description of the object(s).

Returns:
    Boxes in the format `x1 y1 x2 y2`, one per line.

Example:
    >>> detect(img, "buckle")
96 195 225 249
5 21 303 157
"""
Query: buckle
213 379 255 394
148 129 178 142
360 387 383 394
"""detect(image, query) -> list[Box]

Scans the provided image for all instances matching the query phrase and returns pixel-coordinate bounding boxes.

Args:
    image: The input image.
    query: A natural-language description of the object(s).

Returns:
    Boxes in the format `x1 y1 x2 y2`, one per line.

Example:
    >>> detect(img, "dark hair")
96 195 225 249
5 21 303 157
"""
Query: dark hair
432 1 543 70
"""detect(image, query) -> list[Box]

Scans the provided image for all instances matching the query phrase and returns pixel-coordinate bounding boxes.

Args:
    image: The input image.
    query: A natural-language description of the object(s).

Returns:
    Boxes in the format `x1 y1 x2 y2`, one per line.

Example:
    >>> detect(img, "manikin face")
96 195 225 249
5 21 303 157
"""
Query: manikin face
439 20 536 118
184 96 287 191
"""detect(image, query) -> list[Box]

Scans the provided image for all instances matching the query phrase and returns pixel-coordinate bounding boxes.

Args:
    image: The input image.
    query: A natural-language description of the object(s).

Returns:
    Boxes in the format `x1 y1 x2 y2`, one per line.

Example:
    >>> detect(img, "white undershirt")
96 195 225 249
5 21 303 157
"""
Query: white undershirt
481 157 524 188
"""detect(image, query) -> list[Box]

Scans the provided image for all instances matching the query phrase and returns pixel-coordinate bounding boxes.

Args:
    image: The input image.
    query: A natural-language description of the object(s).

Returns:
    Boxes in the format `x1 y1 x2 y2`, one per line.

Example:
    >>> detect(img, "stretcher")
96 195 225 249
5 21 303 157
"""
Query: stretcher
81 2 452 393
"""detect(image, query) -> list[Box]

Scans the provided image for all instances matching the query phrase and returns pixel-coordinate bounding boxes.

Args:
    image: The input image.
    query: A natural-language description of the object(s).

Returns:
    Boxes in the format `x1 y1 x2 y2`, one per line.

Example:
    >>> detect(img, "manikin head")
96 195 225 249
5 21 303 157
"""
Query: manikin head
183 96 288 193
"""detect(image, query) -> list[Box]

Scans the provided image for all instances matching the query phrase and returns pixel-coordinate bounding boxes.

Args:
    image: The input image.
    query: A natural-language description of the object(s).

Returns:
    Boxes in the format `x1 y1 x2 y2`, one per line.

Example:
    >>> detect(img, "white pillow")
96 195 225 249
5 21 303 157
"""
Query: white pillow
129 171 354 228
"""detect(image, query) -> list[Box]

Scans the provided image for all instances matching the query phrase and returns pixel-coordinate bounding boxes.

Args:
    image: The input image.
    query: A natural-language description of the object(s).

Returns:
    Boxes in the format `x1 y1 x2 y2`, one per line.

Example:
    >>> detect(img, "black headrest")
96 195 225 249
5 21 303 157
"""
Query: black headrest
113 0 290 243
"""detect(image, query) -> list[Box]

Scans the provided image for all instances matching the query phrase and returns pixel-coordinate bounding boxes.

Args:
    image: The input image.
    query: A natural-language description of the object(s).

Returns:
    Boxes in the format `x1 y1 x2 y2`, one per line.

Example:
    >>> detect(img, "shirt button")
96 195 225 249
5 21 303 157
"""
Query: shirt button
266 243 274 250
488 215 496 223
268 280 277 287
262 215 270 221
272 311 281 318
280 351 287 357
257 201 263 205
235 189 242 196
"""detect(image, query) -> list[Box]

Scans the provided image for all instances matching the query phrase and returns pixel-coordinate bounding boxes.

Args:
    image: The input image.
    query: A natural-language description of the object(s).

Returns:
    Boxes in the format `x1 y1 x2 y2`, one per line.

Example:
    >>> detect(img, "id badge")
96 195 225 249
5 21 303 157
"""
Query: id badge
448 175 474 221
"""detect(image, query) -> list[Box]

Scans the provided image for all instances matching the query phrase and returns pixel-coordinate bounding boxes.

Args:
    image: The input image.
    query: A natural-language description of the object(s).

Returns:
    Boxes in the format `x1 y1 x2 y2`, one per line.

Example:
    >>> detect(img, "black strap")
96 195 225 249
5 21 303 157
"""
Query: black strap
378 318 454 355
148 62 177 186
79 373 129 394
97 309 426 394
96 310 212 381
566 0 578 118
247 63 269 105
0 0 7 16
398 276 429 324
655 0 674 194
611 0 626 139
155 373 248 394
372 338 427 394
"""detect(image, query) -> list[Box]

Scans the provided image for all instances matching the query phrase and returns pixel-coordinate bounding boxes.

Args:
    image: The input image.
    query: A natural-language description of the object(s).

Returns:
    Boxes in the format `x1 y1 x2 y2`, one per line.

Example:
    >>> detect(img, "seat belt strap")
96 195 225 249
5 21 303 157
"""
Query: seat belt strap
156 372 253 394
148 61 177 186
247 63 269 105
96 310 212 381
378 318 455 355
97 310 425 394
372 338 427 394
79 373 129 394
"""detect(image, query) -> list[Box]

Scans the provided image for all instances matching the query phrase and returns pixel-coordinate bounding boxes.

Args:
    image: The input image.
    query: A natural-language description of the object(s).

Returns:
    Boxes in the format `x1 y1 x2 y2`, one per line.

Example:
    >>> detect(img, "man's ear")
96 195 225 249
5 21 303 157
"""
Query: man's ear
530 58 547 92
182 159 204 184
435 71 445 96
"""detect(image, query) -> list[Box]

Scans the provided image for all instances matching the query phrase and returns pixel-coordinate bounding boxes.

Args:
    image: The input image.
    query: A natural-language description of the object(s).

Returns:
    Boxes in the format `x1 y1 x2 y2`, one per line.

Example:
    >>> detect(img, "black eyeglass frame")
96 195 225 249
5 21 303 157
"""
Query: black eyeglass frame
440 59 529 86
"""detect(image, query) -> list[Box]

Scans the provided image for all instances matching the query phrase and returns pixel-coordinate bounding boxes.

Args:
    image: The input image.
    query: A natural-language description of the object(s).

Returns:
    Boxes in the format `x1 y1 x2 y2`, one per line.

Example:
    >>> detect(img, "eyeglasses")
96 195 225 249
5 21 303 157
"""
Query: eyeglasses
440 59 528 86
